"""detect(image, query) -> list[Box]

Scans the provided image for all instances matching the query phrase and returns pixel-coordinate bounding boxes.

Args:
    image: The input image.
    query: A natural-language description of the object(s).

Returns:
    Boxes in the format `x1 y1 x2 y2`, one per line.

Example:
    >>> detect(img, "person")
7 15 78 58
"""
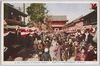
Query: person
80 39 86 48
93 45 97 61
68 39 73 59
41 48 51 61
85 45 94 61
75 47 86 61
73 41 79 57
54 41 62 61
85 43 92 56
34 38 38 54
49 45 55 61
51 38 57 59
64 41 70 61
44 41 50 49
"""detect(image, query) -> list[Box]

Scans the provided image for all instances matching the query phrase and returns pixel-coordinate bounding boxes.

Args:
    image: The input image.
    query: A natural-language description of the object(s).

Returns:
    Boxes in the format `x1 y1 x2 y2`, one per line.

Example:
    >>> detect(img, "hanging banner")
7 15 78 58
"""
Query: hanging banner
4 31 10 36
20 30 29 37
4 30 37 37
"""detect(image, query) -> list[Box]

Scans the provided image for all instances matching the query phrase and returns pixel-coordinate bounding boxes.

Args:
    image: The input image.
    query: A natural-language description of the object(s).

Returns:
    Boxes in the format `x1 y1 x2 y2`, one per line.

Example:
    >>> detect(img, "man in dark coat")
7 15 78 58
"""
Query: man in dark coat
63 41 70 61
41 48 51 61
68 39 73 59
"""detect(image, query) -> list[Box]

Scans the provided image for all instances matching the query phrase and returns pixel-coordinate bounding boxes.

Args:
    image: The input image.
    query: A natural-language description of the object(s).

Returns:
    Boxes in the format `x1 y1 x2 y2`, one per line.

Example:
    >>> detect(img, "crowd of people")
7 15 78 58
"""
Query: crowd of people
32 28 97 61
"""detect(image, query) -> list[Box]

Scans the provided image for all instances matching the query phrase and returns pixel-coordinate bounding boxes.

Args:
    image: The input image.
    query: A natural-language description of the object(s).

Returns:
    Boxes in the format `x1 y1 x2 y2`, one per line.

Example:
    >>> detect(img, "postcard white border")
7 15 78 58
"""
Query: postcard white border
1 1 99 65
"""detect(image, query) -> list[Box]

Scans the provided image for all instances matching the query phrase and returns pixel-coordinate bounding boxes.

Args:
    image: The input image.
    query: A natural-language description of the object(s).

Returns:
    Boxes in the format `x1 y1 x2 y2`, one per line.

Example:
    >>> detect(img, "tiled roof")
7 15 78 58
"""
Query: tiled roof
49 15 67 21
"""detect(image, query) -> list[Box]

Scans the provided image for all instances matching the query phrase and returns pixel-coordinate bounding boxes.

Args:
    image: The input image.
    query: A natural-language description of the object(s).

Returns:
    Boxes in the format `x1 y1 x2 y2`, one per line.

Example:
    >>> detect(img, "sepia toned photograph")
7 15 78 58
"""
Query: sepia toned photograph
2 1 98 65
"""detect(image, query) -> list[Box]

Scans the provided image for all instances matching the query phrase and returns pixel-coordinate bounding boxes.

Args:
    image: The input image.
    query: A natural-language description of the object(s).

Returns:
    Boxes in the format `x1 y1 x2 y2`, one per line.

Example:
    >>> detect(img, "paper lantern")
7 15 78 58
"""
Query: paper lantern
38 44 42 49
90 28 95 32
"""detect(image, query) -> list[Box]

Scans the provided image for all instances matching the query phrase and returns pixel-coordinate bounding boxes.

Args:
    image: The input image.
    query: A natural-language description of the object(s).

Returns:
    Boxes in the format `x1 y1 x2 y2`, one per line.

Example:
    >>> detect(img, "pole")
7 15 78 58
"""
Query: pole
23 3 25 24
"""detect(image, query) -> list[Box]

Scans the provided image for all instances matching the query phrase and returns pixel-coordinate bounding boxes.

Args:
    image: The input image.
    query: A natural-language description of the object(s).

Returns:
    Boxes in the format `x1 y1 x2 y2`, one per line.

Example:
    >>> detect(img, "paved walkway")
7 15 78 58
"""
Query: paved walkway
26 54 75 61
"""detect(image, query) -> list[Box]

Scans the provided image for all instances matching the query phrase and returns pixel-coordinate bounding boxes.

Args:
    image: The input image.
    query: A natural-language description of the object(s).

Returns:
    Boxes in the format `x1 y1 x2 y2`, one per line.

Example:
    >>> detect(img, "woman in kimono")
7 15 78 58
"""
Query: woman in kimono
50 38 57 60
73 41 79 57
75 47 86 61
54 41 62 61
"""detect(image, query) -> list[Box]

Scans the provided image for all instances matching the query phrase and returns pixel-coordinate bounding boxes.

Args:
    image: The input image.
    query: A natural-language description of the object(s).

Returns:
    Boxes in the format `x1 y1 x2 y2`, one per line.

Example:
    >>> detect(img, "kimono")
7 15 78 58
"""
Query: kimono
51 40 57 58
85 50 94 61
49 46 55 60
54 44 62 61
63 43 70 60
86 49 97 61
85 43 91 55
74 43 79 57
75 52 86 61
69 43 73 58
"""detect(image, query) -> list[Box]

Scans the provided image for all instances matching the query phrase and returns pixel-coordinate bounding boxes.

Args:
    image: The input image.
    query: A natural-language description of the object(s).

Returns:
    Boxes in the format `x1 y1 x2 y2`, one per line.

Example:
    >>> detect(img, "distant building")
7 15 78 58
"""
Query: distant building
65 16 83 33
4 3 27 27
46 15 68 31
65 10 97 33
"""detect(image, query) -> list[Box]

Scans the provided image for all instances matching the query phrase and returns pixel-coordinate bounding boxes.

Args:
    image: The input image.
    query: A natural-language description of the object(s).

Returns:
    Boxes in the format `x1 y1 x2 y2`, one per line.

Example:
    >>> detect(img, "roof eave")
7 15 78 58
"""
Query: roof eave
4 3 27 17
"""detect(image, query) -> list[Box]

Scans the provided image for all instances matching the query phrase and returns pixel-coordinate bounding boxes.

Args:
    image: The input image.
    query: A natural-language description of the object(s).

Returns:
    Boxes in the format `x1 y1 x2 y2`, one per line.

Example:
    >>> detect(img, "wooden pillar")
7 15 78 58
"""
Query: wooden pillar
23 3 25 24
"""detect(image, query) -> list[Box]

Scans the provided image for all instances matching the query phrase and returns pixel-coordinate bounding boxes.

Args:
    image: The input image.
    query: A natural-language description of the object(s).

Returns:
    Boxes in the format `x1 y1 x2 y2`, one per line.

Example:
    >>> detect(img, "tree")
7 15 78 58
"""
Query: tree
44 15 52 30
27 3 48 24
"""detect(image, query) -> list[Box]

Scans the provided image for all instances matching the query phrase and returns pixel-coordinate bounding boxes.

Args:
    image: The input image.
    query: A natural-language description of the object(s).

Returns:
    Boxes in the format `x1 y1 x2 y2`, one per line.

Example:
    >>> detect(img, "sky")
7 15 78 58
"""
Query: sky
9 3 94 24
45 3 94 21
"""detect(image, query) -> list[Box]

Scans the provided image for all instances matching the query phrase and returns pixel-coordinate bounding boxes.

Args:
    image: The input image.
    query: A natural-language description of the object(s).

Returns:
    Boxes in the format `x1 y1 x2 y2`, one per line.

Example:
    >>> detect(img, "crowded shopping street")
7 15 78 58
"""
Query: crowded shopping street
23 30 97 61
4 26 97 61
3 3 97 61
